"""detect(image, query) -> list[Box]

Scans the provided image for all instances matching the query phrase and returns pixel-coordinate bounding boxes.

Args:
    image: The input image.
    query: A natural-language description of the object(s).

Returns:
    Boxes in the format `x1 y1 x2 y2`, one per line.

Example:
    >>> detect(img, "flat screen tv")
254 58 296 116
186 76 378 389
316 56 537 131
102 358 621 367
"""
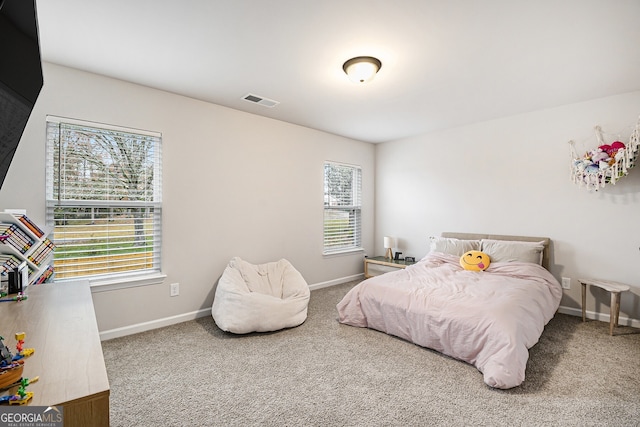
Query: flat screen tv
0 0 43 191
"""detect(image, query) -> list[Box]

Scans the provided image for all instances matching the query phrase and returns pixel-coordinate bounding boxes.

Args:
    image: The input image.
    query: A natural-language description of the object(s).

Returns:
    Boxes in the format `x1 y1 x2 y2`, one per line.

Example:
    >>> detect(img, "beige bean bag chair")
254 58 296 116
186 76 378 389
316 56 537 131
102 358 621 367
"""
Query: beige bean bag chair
212 257 310 334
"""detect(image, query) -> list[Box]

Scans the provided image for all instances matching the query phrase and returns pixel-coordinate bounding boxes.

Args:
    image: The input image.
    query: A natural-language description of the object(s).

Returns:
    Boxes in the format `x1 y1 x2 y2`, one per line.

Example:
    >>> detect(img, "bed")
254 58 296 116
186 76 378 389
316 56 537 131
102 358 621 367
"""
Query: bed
336 232 563 389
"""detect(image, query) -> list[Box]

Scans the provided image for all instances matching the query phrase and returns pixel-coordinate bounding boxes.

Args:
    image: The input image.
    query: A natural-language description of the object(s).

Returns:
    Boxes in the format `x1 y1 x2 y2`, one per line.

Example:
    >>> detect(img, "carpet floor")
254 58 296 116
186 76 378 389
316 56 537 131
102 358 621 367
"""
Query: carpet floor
102 282 640 426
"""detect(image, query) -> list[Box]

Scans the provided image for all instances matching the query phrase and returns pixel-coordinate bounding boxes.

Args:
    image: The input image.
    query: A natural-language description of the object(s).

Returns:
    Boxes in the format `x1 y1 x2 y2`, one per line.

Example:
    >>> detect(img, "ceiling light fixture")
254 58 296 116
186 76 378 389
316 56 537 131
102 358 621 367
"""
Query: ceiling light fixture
342 56 382 84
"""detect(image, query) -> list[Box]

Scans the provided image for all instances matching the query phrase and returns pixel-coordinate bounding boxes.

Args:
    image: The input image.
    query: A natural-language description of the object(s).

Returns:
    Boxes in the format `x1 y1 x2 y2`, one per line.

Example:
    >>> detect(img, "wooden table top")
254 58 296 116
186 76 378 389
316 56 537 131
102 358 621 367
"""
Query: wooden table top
0 281 110 407
578 278 631 293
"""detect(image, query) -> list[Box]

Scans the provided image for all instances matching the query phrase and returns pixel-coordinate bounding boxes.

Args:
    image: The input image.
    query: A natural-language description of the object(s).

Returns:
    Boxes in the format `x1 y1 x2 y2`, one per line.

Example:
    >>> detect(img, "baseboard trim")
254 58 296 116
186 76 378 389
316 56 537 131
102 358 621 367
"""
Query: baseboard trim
100 308 212 341
558 305 640 329
308 273 364 291
100 290 638 341
100 274 364 340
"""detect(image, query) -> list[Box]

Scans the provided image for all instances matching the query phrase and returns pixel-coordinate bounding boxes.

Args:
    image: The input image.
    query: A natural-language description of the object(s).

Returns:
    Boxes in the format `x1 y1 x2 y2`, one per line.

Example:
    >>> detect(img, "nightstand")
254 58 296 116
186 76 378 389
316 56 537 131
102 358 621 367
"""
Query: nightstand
364 256 416 278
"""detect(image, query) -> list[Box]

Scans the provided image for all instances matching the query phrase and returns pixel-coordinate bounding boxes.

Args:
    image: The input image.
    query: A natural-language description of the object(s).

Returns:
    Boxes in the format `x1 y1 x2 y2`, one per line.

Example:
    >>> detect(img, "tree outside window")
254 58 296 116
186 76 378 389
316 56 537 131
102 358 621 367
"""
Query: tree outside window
46 117 162 280
323 162 362 254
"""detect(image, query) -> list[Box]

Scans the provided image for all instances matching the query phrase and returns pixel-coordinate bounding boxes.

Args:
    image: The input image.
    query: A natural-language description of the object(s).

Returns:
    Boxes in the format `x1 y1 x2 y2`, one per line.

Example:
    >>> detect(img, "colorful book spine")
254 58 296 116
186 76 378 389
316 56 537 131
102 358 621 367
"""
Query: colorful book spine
27 238 56 266
17 215 44 238
34 265 54 284
0 254 22 274
0 223 34 254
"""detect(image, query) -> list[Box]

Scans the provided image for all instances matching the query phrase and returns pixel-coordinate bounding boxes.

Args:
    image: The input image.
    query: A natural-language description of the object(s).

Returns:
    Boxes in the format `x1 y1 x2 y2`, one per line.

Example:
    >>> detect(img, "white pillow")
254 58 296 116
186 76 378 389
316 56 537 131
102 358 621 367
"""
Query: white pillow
429 236 481 256
480 239 545 265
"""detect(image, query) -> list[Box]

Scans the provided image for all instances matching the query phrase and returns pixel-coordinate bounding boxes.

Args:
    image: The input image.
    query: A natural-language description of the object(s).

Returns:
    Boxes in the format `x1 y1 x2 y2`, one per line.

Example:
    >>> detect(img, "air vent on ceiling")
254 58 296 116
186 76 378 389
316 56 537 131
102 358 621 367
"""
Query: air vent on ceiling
242 93 280 108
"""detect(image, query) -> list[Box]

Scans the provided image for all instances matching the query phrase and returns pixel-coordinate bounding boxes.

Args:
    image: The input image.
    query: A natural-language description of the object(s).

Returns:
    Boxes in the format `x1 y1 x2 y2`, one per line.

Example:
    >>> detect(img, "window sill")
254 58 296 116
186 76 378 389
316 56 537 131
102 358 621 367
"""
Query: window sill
323 247 365 257
88 273 167 293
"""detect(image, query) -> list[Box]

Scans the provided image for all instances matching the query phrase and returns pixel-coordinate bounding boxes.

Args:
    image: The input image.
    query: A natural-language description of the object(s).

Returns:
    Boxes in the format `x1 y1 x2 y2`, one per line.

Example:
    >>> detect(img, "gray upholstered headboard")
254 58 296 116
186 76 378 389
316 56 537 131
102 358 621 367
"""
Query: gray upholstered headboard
440 232 551 270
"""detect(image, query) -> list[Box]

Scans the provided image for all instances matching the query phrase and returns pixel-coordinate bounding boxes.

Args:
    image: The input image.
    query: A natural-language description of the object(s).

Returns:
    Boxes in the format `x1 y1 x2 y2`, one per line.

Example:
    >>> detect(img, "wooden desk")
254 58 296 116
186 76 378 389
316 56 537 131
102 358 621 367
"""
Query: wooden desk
0 281 109 426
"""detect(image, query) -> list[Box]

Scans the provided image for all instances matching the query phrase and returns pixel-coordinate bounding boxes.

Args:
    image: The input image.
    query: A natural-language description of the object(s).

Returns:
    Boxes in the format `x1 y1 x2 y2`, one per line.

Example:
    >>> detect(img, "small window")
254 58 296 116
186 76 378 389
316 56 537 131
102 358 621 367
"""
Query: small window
45 116 162 280
323 161 362 255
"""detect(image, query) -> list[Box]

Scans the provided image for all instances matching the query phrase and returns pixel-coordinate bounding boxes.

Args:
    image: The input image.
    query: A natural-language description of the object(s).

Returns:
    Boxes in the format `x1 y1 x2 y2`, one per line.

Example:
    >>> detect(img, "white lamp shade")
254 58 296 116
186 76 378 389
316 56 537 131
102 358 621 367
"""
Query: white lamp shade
383 236 396 249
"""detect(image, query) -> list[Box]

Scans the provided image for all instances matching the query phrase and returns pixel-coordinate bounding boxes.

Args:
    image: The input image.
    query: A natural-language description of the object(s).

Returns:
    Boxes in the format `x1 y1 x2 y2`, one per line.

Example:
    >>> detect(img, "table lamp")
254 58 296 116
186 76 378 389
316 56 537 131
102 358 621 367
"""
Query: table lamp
384 236 396 260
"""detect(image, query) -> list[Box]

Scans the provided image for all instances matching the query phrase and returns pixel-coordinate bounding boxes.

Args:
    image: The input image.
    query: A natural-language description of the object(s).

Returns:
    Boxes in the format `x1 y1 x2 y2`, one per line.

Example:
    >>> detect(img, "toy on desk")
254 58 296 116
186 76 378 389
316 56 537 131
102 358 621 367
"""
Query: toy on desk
15 332 24 353
7 391 34 405
0 377 38 405
0 374 38 392
0 362 23 390
0 336 24 389
0 334 37 407
14 332 34 359
0 336 13 367
0 293 27 302
19 376 38 387
0 391 33 405
0 379 37 406
19 348 34 358
9 376 38 405
0 333 35 390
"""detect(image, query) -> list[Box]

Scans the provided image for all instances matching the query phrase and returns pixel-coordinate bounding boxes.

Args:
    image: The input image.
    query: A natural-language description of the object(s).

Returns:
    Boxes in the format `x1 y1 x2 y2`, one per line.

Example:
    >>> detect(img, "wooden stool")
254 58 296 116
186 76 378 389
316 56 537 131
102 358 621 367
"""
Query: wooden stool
579 278 630 335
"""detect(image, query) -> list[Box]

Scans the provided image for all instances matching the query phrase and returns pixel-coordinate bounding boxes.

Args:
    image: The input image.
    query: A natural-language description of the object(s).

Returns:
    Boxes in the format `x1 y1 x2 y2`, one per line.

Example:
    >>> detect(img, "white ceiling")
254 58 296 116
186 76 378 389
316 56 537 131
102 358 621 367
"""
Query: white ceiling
35 0 640 143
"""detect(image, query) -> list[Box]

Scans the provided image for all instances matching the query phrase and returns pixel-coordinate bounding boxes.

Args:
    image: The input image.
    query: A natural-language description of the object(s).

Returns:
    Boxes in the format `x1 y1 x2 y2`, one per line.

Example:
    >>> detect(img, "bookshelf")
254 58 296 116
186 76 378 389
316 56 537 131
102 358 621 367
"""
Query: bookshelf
0 212 54 286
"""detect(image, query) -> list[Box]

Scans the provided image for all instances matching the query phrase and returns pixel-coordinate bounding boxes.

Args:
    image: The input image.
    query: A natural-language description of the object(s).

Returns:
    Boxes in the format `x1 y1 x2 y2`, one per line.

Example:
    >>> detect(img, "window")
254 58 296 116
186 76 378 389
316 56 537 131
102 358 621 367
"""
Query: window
45 116 162 280
323 161 362 254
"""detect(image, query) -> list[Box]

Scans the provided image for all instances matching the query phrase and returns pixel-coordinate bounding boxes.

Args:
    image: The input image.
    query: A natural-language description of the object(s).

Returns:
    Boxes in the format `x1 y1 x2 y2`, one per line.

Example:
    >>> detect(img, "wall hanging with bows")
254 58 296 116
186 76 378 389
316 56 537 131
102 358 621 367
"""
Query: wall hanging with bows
569 116 639 191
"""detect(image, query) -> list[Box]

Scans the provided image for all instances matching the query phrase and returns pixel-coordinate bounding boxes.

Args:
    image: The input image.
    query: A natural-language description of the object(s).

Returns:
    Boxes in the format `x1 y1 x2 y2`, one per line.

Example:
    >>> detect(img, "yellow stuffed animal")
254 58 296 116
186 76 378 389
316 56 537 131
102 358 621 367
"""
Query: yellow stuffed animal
460 250 491 271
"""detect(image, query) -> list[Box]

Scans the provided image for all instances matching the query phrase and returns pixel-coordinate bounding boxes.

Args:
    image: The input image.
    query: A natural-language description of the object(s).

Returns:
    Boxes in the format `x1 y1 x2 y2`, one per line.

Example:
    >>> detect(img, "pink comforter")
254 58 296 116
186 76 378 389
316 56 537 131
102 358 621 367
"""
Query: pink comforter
337 252 562 389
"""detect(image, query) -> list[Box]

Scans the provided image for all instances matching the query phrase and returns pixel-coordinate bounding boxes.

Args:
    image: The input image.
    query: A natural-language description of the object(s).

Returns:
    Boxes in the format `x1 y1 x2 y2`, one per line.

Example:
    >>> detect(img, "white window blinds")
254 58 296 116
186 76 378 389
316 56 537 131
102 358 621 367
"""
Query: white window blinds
45 116 162 280
323 161 362 254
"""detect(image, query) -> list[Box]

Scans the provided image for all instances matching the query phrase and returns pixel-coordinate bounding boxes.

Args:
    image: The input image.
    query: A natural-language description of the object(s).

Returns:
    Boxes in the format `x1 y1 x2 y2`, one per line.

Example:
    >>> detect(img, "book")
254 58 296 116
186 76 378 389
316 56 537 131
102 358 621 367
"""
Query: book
0 224 34 254
28 238 55 266
34 265 54 284
17 215 44 238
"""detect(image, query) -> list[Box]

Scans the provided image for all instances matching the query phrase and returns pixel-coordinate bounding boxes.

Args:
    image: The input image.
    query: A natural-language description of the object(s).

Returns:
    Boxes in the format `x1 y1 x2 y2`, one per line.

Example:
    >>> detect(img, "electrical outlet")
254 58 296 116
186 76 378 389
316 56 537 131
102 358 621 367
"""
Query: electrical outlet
170 282 179 297
561 277 571 290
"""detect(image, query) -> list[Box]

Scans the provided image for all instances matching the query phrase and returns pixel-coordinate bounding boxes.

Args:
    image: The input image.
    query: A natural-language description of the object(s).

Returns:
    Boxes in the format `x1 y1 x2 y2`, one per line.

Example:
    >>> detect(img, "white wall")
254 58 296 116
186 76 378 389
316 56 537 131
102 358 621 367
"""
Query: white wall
0 62 375 335
4 62 638 334
375 91 640 325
